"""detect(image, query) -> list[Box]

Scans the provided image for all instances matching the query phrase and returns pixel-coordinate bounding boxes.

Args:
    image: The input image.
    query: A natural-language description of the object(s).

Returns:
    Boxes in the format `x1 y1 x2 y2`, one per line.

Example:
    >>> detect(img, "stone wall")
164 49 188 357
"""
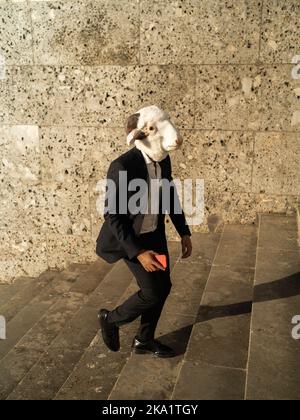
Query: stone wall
0 0 299 282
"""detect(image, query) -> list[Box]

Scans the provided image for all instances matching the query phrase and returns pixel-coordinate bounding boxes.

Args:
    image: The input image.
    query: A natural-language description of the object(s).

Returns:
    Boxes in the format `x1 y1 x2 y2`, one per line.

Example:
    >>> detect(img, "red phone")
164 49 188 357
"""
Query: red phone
155 254 168 269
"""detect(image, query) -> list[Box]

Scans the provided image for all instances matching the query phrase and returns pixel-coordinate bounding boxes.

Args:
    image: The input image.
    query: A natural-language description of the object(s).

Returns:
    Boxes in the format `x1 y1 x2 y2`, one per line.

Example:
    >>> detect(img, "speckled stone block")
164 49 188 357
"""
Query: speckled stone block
40 126 91 184
138 65 195 128
252 132 285 195
85 65 195 128
0 231 47 282
46 233 96 269
39 182 91 235
192 191 300 232
140 0 261 65
0 125 40 187
0 184 43 232
88 128 127 182
7 65 86 125
40 125 127 240
40 126 127 184
88 132 128 240
31 0 139 65
249 194 299 217
172 130 254 193
1 178 93 238
0 1 33 65
252 132 300 196
85 66 139 126
90 183 114 242
260 65 300 131
297 205 300 245
0 66 14 123
195 65 263 130
260 0 300 64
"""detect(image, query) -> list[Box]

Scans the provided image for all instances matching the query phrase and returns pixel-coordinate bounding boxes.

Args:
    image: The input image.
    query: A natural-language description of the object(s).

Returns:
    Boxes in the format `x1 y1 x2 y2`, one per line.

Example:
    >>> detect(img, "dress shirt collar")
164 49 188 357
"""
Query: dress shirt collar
141 150 155 165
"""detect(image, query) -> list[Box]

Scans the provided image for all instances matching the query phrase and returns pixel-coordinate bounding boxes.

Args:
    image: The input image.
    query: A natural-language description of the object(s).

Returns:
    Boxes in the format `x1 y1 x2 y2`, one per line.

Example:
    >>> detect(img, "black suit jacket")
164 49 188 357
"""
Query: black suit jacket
96 147 191 263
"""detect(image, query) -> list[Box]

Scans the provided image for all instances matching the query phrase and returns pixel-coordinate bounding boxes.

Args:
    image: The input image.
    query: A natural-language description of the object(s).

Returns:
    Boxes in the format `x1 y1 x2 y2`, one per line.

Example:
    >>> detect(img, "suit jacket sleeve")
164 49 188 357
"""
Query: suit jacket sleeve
167 159 192 238
104 160 144 260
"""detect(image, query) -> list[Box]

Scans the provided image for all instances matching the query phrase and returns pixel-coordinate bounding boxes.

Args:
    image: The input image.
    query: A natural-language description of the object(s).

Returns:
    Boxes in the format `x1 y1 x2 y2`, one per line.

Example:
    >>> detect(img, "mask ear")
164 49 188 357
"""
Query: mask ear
126 128 147 146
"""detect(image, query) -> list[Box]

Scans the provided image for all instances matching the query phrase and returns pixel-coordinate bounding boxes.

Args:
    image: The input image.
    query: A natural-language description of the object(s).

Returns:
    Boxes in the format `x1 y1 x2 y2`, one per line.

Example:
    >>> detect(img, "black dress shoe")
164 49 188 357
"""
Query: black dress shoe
98 309 120 352
132 337 176 358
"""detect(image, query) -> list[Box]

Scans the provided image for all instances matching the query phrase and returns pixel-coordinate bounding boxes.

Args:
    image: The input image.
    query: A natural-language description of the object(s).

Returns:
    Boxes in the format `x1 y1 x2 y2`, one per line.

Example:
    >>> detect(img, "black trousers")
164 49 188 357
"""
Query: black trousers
107 228 172 342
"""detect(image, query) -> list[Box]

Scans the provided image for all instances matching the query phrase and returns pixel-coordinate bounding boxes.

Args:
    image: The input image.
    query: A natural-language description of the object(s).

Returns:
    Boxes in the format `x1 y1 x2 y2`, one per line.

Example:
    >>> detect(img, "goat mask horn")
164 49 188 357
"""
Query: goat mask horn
126 113 147 146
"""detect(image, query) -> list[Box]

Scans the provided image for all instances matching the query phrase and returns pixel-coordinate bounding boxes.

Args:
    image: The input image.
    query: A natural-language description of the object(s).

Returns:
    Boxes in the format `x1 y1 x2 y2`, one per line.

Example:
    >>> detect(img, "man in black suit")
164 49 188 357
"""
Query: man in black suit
96 106 192 358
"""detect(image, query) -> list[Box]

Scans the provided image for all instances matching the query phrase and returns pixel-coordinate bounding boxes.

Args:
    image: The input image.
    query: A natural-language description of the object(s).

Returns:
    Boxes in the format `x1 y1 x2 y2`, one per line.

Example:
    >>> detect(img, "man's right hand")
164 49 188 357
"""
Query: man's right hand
136 250 165 272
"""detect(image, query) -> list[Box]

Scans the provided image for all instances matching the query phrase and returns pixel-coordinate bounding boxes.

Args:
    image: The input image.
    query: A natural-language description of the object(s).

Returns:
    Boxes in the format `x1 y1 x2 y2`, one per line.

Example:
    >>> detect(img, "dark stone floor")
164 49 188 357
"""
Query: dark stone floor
0 214 299 400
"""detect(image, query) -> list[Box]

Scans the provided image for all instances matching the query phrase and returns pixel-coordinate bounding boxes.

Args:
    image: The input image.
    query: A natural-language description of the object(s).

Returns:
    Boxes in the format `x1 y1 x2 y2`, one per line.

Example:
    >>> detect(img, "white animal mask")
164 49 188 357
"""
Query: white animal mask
126 105 183 162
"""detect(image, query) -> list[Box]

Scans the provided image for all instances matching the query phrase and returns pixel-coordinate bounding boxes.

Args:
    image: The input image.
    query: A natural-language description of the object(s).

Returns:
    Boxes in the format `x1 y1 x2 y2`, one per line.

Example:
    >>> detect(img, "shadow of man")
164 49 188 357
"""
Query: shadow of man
158 272 300 356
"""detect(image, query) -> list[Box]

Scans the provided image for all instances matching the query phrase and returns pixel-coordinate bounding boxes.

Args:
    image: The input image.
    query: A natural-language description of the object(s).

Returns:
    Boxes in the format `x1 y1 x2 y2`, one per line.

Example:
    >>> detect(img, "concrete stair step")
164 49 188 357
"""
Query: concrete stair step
0 259 111 399
107 233 221 400
3 216 298 400
54 241 182 400
0 269 71 361
0 257 111 351
172 224 258 400
0 270 59 323
54 283 139 400
0 266 96 360
5 258 137 400
69 259 112 295
0 291 86 399
0 276 36 307
245 214 300 400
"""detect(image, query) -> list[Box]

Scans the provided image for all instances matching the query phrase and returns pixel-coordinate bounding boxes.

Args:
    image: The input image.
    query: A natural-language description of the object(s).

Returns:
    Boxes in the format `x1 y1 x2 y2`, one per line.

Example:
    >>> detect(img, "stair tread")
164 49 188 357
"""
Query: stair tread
0 291 86 399
0 257 111 372
172 360 246 400
258 213 299 251
0 260 112 399
6 260 133 400
55 305 138 400
251 247 300 337
246 333 300 400
246 214 300 400
0 270 59 323
0 277 36 307
69 259 111 295
109 314 195 400
173 224 258 400
213 224 257 269
0 269 83 361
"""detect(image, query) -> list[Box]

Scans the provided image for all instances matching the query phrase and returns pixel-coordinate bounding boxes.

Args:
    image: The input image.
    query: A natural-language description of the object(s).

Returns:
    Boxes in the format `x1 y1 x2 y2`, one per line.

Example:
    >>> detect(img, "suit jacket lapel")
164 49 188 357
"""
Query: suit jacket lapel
159 156 170 180
130 147 148 181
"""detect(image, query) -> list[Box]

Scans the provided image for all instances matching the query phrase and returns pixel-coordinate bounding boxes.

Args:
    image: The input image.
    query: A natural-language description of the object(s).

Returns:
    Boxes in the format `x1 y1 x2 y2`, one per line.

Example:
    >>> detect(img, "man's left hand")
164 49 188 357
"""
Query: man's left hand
181 235 192 259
